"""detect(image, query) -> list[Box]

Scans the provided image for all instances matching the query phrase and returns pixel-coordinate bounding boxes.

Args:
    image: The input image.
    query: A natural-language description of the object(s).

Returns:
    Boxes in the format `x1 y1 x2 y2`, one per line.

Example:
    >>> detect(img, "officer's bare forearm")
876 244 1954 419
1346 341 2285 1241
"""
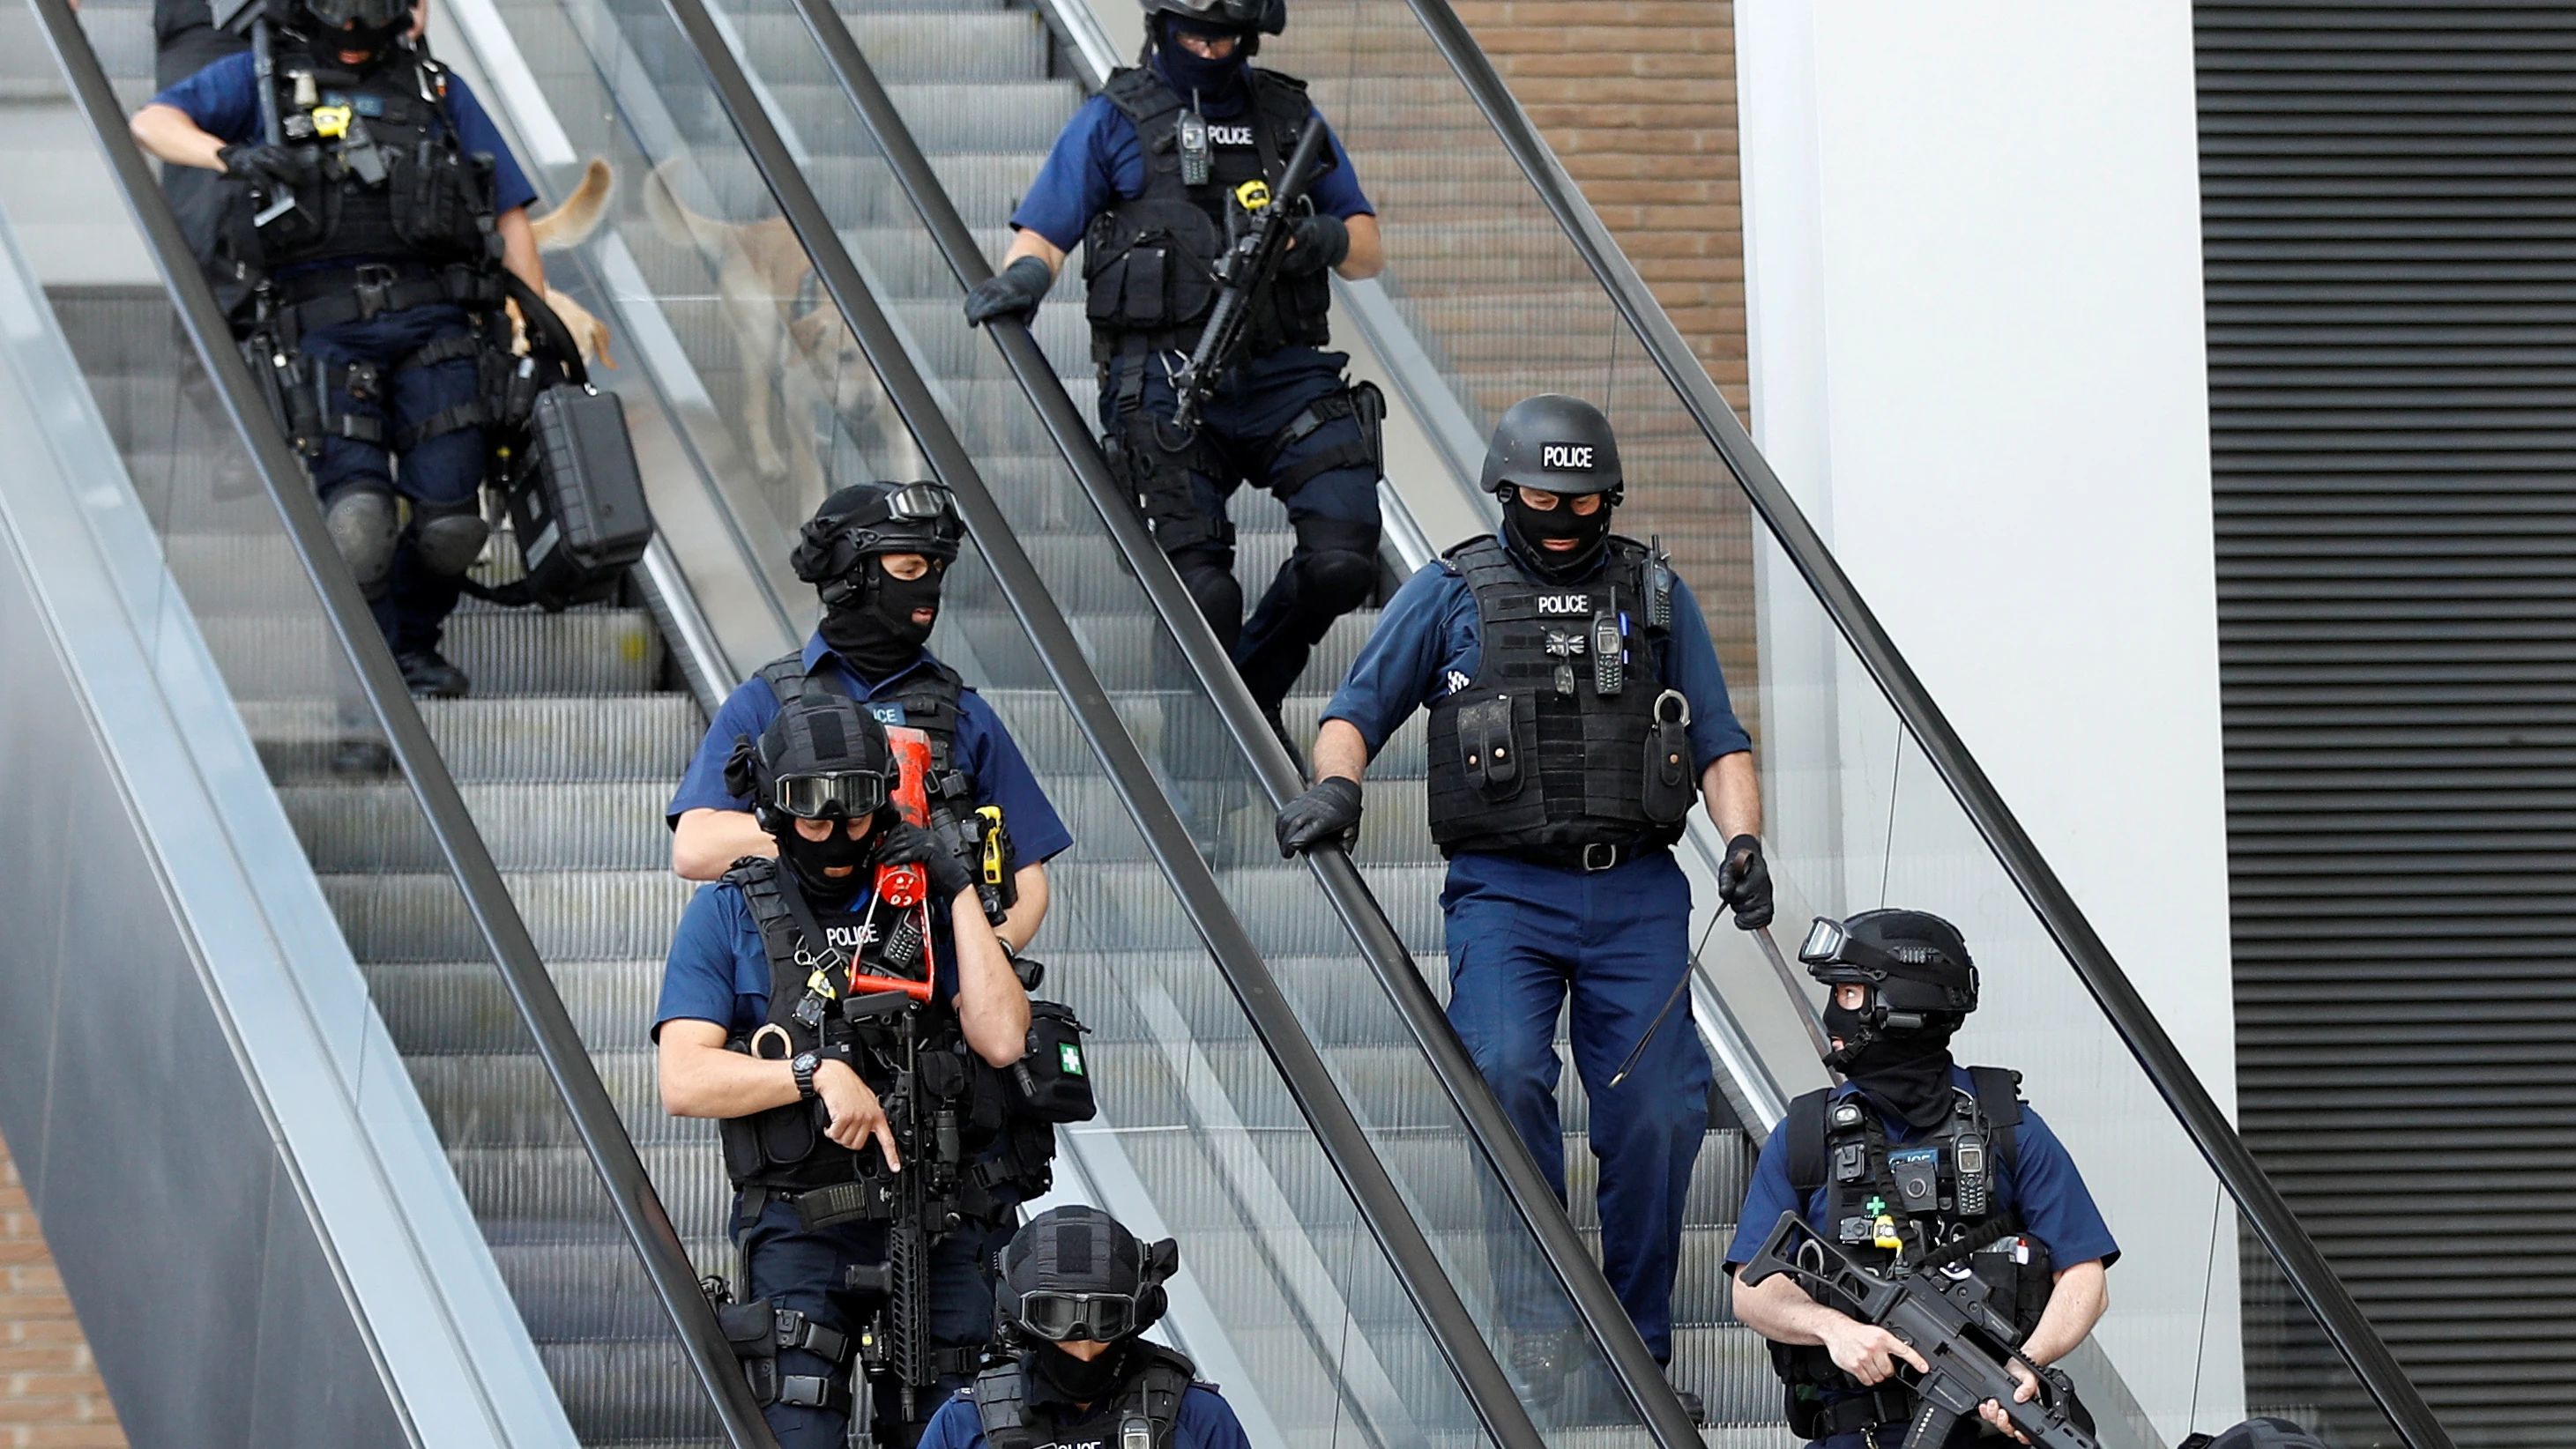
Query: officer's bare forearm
131 103 227 171
2019 1260 2107 1367
1706 749 1760 839
1731 1265 1851 1347
1314 717 1370 784
657 1020 802 1118
495 205 546 294
949 901 1032 1066
997 862 1049 953
1335 213 1385 281
1001 227 1067 280
672 806 775 880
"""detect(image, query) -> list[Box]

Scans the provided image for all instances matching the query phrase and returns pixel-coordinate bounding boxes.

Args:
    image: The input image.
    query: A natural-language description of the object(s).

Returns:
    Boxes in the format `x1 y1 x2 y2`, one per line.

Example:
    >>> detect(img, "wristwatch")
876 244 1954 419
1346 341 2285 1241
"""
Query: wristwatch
792 1051 820 1101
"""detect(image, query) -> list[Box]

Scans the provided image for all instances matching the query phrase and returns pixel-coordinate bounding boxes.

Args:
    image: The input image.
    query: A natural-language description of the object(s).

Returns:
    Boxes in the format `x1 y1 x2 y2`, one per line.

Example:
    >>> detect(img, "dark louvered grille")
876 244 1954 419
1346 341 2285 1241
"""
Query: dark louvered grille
2199 4 2576 1443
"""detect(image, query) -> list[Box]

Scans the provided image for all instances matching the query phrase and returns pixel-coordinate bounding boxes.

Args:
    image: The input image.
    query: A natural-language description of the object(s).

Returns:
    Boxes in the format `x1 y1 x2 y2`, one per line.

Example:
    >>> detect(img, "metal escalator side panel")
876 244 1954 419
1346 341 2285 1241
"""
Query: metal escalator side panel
0 191 574 1449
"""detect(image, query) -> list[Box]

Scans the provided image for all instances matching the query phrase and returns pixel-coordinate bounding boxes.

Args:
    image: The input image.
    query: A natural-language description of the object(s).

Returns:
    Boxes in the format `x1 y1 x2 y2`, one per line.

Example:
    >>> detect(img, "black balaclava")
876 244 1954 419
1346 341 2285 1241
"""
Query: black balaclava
306 19 402 68
1502 491 1614 583
819 558 943 681
1152 17 1250 114
1028 1340 1132 1407
778 818 879 909
1824 1003 1960 1133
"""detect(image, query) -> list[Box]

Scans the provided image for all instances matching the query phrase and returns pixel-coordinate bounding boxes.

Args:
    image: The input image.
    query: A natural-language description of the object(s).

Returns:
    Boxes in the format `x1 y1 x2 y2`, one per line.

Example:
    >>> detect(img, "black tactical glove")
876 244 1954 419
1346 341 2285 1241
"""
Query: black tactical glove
1278 213 1351 278
880 821 976 901
1718 833 1773 929
1275 776 1364 857
217 142 302 189
964 256 1053 327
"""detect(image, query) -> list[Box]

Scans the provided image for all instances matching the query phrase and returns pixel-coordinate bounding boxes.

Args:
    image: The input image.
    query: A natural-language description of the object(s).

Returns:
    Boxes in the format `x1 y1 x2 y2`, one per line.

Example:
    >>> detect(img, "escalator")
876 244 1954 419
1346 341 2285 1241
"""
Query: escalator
8 0 2467 1443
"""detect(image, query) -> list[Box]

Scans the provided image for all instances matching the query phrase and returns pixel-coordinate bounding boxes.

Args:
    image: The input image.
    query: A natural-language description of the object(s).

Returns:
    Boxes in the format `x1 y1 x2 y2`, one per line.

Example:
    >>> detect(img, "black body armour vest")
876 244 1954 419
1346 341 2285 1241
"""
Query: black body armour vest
971 1343 1199 1449
1770 1070 2059 1434
1083 65 1333 363
230 46 498 274
1424 534 1697 858
715 858 1012 1206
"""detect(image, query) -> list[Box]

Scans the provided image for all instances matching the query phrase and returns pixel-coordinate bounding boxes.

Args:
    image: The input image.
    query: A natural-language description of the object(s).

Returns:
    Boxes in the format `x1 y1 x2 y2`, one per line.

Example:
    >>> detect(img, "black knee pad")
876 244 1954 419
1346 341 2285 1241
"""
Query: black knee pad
1297 547 1378 616
1173 549 1245 648
322 479 399 597
411 499 489 578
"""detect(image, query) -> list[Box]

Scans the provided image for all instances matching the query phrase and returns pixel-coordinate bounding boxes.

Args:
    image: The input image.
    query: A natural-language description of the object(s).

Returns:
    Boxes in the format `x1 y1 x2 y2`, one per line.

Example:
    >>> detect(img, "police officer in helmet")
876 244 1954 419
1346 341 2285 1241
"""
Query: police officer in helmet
961 0 1389 744
1729 910 2118 1447
1275 393 1771 1416
130 0 551 697
667 481 1073 970
914 1206 1254 1449
657 694 1034 1447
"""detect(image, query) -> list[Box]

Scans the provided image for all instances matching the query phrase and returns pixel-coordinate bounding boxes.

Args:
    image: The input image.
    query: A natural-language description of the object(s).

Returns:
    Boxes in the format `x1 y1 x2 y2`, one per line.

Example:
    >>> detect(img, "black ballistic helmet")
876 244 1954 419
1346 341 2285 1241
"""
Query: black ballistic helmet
791 481 964 608
996 1206 1180 1344
1800 909 1979 1027
724 695 901 834
299 0 407 42
1142 0 1284 37
1481 393 1624 505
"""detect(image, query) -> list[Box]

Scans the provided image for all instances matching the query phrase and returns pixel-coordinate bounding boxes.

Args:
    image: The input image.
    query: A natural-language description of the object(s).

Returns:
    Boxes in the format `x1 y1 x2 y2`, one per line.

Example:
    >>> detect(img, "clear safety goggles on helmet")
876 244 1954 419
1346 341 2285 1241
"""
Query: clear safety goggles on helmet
769 769 892 821
1798 917 1968 989
1014 1289 1139 1343
881 482 956 524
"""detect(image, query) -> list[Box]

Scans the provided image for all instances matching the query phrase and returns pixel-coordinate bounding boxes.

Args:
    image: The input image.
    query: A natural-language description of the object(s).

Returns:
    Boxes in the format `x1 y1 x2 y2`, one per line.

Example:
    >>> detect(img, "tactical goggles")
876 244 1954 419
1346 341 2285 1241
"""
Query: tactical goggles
882 482 956 524
1014 1289 1139 1343
770 769 893 821
1798 917 1970 987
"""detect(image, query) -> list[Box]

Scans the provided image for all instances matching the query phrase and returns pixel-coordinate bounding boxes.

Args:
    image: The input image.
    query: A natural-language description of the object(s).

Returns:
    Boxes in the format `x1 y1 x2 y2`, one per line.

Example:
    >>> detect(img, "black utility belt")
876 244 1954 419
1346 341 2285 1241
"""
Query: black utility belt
272 262 498 331
1499 840 1656 873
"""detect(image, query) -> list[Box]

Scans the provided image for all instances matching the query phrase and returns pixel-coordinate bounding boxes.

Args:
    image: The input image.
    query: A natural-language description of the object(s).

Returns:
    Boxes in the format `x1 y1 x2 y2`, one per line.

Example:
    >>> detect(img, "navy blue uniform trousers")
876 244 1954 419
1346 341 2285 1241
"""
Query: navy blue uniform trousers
736 1193 1008 1448
1098 345 1381 711
1441 848 1710 1363
297 299 484 655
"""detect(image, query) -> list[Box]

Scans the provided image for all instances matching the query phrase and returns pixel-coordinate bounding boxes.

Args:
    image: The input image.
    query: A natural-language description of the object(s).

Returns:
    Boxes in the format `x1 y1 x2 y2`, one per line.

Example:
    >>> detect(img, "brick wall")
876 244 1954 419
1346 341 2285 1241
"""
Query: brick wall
0 1144 125 1449
1453 0 1748 417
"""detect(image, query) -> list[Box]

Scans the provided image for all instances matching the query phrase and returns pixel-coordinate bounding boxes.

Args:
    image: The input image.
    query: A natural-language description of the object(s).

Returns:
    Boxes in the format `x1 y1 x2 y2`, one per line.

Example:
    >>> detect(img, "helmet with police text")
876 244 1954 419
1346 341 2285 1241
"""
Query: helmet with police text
995 1206 1181 1346
790 481 964 608
1480 393 1623 504
1141 0 1284 38
723 694 902 837
1799 909 1978 1026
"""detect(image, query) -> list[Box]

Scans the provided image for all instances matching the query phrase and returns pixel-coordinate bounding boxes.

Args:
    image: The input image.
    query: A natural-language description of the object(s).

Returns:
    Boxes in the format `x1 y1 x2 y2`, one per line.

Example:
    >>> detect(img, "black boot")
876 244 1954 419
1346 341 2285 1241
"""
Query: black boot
396 648 471 699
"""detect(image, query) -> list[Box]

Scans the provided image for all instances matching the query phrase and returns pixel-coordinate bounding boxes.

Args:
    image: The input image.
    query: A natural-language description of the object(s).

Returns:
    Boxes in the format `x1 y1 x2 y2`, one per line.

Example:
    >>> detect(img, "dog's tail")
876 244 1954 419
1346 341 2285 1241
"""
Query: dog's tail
643 157 742 259
530 158 614 251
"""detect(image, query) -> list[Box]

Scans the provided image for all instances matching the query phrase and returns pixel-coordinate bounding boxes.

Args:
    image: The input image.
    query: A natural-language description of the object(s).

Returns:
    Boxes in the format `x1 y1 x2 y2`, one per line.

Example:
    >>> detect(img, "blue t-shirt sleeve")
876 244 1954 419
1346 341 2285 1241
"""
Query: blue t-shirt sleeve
1661 575 1753 764
152 49 260 144
1724 1118 1806 1269
957 693 1074 864
669 679 777 824
913 1393 979 1448
654 886 760 1038
1309 122 1374 219
1010 96 1128 250
441 73 538 215
2005 1106 2120 1269
1174 1386 1254 1449
1322 563 1456 754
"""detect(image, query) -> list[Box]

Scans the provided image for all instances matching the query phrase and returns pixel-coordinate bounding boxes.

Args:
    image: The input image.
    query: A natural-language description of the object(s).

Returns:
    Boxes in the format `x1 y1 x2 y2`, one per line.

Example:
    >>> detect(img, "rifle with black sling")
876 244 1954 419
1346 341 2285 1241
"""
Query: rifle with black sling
1163 112 1331 435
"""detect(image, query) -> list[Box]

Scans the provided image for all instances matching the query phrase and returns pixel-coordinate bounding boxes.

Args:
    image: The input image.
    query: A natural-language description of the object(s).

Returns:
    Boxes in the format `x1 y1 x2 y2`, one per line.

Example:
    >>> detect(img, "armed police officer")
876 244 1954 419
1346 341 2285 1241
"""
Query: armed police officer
1730 910 2117 1448
959 0 1388 743
130 0 549 697
669 481 1072 962
915 1206 1254 1449
659 693 1041 1447
1273 393 1771 1416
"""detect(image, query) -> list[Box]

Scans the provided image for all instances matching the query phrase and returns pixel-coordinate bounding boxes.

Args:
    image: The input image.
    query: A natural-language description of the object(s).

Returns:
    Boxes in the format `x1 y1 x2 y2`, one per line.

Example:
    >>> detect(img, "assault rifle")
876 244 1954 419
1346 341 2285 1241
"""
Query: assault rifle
1165 113 1332 435
1740 1212 2100 1449
838 1004 968 1445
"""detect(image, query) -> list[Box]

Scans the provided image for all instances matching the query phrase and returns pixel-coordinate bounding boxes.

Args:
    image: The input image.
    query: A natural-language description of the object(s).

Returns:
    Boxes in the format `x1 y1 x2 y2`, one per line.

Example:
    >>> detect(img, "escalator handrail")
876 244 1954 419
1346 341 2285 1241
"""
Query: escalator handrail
27 7 778 1444
778 9 1707 1447
646 1 1545 1443
1392 4 2455 1445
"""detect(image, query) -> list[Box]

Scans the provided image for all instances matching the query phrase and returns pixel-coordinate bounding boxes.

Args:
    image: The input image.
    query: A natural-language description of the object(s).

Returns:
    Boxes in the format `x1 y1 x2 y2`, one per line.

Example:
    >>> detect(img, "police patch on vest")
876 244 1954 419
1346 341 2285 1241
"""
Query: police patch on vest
1206 124 1254 146
1540 443 1594 471
1536 593 1590 615
823 922 878 951
1544 628 1586 658
865 701 908 728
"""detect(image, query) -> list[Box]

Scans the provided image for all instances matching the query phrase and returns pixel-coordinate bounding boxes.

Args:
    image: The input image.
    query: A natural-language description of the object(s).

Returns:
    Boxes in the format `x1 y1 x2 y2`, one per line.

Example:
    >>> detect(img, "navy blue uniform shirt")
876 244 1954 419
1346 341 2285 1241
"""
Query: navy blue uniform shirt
667 635 1075 866
1010 65 1374 252
153 50 539 217
913 1380 1254 1449
655 874 964 1040
1723 1067 2122 1274
1322 534 1753 766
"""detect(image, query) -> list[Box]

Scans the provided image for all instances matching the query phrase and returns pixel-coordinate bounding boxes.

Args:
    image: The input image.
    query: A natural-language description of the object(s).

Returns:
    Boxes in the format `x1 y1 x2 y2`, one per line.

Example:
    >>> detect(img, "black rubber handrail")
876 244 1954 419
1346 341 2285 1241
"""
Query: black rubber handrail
776 10 1706 1447
27 6 777 1445
1393 3 2455 1446
646 1 1545 1443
